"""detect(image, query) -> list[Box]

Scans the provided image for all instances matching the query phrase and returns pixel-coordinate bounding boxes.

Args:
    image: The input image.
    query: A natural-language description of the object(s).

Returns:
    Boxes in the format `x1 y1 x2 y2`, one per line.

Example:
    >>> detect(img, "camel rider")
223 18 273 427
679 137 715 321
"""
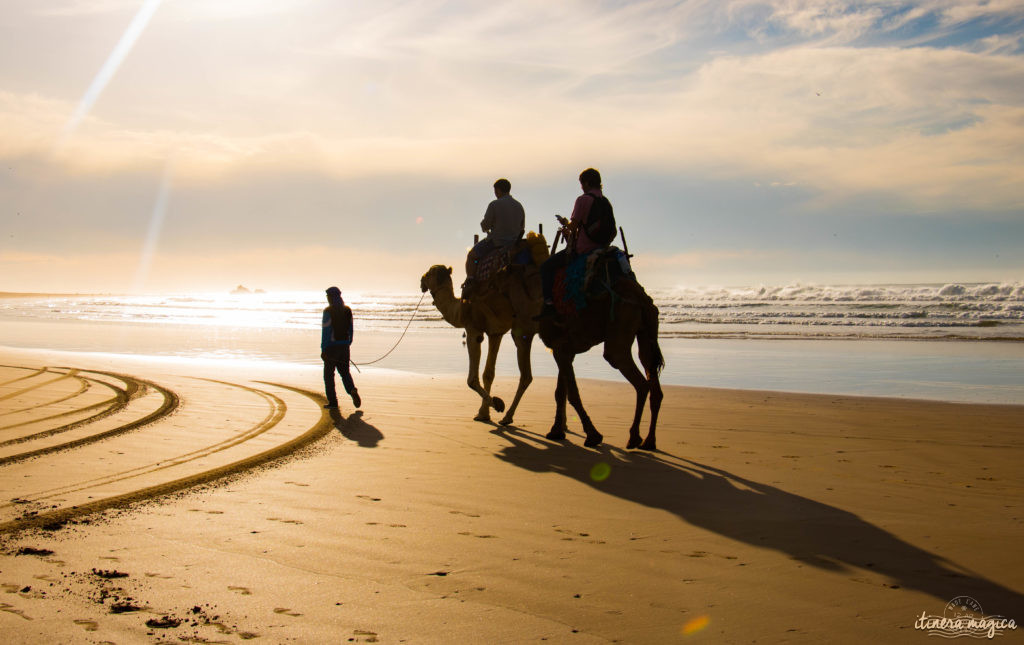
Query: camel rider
464 178 525 295
322 286 360 410
536 167 608 319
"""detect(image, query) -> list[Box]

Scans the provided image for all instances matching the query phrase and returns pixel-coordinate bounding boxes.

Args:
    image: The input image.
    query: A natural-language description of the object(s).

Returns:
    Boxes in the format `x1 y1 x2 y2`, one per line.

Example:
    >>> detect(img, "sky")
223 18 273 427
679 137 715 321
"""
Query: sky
1 0 1023 294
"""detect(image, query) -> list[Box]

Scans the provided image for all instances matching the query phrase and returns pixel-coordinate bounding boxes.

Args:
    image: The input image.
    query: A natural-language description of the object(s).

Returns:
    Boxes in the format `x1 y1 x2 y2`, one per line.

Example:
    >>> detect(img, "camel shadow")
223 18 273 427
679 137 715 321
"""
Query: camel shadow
330 410 384 448
490 426 1022 613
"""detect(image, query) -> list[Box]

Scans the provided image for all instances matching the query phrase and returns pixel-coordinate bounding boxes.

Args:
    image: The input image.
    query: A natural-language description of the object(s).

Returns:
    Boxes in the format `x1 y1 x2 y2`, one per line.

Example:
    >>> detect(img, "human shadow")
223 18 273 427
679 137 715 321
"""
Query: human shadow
330 410 384 448
491 426 1023 614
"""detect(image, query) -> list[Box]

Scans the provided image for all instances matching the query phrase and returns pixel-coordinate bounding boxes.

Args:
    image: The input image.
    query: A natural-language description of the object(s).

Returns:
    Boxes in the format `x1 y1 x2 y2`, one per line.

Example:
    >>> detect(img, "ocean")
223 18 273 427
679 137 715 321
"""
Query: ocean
2 283 1023 404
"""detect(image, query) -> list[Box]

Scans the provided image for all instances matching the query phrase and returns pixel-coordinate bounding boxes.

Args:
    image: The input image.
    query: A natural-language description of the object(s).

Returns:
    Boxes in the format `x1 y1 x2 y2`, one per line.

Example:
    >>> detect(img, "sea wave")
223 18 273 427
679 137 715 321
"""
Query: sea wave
1 283 1021 340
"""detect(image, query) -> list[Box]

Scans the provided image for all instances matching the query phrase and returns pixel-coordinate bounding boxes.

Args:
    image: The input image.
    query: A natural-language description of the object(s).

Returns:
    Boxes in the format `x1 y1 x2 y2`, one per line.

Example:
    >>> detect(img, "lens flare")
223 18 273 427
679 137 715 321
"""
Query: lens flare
589 462 611 482
60 0 164 144
682 615 710 635
132 162 173 292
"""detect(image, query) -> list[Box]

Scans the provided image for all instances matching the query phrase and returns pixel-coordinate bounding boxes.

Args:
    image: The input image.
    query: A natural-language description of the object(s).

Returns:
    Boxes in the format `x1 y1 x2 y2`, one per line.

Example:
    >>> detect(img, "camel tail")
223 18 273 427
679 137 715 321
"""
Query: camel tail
638 296 664 377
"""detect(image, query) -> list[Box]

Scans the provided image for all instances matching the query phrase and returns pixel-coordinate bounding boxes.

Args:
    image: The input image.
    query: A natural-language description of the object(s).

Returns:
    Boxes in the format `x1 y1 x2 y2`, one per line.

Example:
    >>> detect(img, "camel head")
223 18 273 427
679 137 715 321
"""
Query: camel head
420 265 453 294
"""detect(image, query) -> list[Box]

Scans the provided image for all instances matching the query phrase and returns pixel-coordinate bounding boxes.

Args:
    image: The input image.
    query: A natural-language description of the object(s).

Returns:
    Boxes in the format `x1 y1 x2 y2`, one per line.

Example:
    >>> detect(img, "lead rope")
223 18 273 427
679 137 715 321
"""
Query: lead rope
349 292 427 372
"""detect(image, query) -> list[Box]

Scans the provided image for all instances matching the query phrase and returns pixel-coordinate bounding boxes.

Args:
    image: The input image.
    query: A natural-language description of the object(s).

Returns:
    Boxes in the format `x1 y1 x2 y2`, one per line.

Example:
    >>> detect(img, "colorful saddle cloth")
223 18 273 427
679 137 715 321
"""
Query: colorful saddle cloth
553 247 635 317
472 232 549 288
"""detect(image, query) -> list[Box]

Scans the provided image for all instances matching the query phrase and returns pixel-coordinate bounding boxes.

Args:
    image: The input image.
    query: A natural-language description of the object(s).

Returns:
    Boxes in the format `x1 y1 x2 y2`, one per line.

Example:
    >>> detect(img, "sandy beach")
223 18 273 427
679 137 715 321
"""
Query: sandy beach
1 346 1021 643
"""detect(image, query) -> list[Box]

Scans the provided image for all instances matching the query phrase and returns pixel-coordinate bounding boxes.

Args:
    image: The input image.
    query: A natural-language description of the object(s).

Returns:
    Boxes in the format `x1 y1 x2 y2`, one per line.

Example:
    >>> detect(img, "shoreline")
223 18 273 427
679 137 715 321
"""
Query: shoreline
4 334 1024 407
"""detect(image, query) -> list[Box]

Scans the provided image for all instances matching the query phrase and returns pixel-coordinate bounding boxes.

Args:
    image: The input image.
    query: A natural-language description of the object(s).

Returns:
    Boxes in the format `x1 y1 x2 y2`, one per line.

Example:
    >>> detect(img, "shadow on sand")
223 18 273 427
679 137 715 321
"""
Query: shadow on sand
491 425 1022 613
330 410 384 448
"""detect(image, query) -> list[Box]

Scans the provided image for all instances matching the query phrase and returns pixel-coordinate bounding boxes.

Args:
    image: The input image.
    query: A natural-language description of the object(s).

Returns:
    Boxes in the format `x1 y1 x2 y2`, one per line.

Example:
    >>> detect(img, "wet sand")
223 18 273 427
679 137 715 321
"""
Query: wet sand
1 346 1021 643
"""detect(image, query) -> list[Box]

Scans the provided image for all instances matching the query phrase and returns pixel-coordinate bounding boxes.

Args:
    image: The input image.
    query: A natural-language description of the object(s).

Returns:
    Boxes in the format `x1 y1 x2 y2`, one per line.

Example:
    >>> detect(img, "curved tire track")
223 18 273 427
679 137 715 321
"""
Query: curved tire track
6 377 288 508
0 368 79 402
0 369 177 465
0 373 91 421
0 366 48 387
0 381 332 536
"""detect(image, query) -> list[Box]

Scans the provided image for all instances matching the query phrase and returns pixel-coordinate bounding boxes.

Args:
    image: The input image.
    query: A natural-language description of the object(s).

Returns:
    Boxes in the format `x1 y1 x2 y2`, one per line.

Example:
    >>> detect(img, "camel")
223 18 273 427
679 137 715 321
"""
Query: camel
420 252 543 425
538 261 664 450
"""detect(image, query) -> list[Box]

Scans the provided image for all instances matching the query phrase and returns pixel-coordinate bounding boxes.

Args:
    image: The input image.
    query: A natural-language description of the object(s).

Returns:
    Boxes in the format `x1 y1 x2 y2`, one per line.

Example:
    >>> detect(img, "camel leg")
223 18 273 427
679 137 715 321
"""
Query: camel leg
546 367 568 441
465 329 492 422
642 370 663 451
482 333 506 414
555 352 603 448
637 318 664 451
499 332 534 426
603 344 650 450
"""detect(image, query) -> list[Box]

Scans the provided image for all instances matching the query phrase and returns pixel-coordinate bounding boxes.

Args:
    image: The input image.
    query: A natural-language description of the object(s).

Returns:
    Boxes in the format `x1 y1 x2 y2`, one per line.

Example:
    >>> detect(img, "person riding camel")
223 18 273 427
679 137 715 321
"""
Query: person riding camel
463 178 525 297
536 168 612 319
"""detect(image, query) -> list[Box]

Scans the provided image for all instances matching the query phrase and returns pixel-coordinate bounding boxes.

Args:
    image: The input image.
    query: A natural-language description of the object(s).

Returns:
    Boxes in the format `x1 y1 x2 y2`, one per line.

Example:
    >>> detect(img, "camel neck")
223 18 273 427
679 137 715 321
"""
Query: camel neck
429 285 466 329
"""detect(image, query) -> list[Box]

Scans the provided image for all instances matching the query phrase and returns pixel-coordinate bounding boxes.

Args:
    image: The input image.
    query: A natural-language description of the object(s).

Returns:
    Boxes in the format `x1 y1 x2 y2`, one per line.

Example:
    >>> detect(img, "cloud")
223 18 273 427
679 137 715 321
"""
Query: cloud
721 0 1024 46
2 1 1022 207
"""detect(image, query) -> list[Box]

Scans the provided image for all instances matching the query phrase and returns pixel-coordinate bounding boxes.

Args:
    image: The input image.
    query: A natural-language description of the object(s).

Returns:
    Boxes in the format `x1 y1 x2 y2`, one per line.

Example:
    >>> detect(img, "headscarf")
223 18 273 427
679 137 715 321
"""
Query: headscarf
326 286 344 308
325 286 350 341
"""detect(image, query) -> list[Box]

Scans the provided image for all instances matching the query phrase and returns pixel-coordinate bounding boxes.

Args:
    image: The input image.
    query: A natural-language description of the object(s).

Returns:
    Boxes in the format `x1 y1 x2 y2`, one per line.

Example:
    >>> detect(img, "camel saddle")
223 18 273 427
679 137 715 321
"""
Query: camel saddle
553 247 635 317
465 232 548 296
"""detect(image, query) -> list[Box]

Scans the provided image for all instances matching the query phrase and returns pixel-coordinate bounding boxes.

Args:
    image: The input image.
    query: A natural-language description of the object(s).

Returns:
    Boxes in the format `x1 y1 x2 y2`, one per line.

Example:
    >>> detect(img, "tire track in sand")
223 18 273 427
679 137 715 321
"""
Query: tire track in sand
0 369 90 419
0 368 80 402
2 378 287 509
0 366 48 387
0 368 177 465
0 381 332 536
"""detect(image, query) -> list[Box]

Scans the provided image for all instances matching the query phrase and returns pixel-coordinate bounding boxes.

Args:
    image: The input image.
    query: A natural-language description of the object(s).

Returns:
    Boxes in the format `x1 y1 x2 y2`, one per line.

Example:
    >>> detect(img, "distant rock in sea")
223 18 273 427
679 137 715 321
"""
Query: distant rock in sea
231 285 251 295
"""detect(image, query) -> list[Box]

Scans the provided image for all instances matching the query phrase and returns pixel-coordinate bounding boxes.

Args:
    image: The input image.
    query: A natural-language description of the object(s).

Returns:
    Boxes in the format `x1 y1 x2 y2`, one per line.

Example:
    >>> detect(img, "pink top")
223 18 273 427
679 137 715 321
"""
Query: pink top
569 189 603 254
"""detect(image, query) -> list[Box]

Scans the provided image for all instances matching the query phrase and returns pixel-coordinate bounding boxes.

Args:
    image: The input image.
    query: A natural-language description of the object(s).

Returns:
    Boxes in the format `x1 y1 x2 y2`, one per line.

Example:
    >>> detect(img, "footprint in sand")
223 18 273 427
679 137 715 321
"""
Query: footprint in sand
228 586 252 595
73 619 98 631
144 572 173 579
1 602 32 620
285 481 310 487
449 510 480 518
357 495 381 502
350 629 379 642
273 607 302 617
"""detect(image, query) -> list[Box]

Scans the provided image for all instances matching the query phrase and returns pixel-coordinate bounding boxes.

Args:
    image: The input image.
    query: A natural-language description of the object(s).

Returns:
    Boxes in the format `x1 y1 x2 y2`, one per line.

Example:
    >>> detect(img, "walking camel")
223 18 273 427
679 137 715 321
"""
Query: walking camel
538 266 664 450
420 259 542 426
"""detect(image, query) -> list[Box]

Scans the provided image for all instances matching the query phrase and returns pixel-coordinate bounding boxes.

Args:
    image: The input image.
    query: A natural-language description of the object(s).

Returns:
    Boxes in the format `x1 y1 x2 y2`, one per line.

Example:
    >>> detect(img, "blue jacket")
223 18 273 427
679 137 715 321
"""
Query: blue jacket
321 300 353 350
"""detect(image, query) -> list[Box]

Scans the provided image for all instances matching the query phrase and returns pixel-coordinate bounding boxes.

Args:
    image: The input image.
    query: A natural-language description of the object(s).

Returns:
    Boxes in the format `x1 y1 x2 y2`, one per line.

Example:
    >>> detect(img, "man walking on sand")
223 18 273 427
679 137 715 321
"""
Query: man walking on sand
322 286 360 410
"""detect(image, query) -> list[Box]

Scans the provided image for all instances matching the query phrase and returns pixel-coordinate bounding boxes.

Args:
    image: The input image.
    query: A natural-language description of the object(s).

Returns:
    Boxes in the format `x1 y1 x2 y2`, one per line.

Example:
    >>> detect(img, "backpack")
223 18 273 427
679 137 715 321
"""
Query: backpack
584 194 617 246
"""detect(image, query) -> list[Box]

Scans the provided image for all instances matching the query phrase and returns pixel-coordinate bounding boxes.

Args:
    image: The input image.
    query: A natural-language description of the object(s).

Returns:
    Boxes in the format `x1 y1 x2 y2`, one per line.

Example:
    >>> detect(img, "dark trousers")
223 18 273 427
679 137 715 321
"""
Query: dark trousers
322 344 355 406
540 249 572 302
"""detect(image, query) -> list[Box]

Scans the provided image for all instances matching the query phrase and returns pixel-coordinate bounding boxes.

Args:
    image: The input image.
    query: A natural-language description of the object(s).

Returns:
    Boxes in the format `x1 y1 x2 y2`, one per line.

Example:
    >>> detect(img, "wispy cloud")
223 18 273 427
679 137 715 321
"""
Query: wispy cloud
2 1 1024 292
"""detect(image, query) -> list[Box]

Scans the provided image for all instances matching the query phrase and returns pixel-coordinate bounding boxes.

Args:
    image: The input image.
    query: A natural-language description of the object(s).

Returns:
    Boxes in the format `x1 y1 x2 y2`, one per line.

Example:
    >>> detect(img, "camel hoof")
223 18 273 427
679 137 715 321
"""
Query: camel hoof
491 397 506 413
584 433 604 448
640 440 657 451
546 427 566 441
499 415 514 426
626 437 642 450
474 413 491 423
